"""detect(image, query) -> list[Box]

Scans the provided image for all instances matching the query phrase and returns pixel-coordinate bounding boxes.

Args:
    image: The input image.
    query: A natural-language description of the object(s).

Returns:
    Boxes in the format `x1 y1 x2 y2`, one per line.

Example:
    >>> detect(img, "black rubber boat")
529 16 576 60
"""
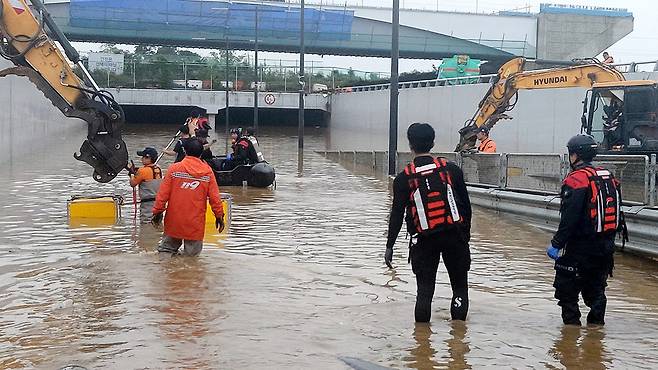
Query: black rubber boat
208 157 276 188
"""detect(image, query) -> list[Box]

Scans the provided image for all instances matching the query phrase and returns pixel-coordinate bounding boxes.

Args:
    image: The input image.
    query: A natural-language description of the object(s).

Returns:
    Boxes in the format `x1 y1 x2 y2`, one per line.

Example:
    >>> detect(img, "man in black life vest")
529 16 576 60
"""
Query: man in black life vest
385 123 472 322
547 134 625 326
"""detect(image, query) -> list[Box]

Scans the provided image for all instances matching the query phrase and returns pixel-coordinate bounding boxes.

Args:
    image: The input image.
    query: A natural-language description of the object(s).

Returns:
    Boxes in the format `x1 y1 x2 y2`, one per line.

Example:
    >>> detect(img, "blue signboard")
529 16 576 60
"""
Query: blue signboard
539 3 632 17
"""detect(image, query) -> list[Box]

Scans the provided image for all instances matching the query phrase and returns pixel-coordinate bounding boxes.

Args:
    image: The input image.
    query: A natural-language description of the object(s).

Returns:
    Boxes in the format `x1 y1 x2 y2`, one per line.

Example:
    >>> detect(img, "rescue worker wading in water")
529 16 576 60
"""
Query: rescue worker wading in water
547 134 627 326
385 123 472 322
129 147 163 223
152 138 225 257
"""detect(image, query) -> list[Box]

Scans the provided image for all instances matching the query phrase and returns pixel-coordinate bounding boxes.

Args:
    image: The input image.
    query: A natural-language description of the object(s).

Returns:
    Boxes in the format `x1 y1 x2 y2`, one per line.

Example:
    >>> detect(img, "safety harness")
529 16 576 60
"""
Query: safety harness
404 158 462 236
573 166 629 245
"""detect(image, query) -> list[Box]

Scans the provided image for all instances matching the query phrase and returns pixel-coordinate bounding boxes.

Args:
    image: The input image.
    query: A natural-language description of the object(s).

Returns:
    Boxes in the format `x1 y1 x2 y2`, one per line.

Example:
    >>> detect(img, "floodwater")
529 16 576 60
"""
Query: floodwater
1 125 657 369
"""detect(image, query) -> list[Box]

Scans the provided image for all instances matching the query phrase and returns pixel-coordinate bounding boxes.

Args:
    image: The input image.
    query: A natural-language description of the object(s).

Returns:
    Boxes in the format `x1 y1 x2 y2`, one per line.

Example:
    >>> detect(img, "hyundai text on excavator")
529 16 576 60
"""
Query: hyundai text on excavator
456 57 658 154
0 0 127 182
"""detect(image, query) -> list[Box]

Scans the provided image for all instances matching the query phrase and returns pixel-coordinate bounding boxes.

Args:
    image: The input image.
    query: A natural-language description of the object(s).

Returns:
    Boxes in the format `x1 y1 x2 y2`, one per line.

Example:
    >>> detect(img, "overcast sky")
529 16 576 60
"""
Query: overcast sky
72 0 657 74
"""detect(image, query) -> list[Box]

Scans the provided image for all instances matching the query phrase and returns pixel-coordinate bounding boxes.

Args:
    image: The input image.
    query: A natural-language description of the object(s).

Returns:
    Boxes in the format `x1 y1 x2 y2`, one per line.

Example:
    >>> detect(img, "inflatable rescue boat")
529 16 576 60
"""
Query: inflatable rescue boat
207 157 276 188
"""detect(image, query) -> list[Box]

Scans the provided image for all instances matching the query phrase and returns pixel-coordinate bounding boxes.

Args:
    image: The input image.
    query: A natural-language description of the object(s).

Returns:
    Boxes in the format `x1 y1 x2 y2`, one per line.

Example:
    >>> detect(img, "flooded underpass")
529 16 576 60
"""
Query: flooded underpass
1 125 657 369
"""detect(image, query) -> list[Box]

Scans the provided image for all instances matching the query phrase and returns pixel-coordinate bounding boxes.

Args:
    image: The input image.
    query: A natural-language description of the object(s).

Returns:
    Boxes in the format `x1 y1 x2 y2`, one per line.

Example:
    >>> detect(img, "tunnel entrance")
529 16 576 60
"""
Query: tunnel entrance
122 105 328 127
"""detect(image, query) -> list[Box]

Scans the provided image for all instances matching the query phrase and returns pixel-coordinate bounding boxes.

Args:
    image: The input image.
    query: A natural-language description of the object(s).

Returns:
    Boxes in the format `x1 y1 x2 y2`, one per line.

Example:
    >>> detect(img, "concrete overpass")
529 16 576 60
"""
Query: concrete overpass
43 0 511 61
43 1 633 61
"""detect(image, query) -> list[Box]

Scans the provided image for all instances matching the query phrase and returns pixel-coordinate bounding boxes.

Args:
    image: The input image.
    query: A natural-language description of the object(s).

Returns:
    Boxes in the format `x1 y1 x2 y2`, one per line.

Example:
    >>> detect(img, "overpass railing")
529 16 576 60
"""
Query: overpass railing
319 151 658 207
339 74 497 92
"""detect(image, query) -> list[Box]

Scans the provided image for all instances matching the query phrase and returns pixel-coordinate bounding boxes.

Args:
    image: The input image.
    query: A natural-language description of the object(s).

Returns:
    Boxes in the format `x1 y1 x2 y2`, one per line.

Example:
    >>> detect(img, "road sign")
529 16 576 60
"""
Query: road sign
264 93 276 105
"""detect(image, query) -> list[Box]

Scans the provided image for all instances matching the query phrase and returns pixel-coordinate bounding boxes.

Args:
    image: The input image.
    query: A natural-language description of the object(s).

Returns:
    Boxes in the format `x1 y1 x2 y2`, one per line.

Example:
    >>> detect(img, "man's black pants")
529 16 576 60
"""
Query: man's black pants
553 254 609 325
410 232 471 322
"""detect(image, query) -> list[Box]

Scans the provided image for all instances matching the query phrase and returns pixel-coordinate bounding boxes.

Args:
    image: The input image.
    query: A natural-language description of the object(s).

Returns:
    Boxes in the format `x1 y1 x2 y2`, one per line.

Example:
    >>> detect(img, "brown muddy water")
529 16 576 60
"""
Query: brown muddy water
0 125 657 369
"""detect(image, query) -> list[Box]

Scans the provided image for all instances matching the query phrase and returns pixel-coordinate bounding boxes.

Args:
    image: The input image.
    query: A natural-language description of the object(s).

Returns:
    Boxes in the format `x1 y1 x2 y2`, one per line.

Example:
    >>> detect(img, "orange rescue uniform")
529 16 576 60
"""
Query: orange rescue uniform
132 164 162 185
478 138 497 153
153 156 224 241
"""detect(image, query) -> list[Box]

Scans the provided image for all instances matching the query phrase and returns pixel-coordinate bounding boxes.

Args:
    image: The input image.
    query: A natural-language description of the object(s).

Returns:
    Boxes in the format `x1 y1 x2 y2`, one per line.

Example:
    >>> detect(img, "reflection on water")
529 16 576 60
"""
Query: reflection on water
0 125 657 369
549 326 610 370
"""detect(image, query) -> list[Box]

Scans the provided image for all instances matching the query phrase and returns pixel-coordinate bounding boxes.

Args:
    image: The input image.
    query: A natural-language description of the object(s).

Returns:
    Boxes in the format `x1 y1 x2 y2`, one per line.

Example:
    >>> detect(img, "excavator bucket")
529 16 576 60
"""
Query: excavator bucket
75 136 128 183
455 125 478 152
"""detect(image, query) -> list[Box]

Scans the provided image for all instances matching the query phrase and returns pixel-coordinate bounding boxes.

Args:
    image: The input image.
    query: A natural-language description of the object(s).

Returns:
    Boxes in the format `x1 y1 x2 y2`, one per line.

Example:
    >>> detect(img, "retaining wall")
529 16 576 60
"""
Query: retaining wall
329 82 587 153
0 59 81 166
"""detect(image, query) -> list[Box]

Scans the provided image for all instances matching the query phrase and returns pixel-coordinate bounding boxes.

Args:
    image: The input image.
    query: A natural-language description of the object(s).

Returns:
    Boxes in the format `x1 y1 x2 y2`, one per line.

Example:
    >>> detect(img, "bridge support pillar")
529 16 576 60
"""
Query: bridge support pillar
208 113 217 131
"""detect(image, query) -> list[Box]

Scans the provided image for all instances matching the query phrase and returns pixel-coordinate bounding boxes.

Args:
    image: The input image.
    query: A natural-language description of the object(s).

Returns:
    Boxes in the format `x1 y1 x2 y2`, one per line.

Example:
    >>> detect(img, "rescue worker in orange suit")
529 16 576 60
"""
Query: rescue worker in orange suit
476 126 496 153
221 128 250 170
129 147 163 223
546 134 626 326
385 123 472 322
152 138 225 257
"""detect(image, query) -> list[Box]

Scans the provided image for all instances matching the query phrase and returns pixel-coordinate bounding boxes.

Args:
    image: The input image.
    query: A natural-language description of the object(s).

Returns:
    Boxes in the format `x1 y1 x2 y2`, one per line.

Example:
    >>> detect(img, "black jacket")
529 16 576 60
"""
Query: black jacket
551 162 615 256
386 155 472 250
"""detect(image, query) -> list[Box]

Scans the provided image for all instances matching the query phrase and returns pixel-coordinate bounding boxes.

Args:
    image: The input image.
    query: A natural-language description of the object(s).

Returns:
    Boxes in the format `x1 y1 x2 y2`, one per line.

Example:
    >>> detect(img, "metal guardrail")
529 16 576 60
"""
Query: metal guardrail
319 150 658 207
613 60 658 73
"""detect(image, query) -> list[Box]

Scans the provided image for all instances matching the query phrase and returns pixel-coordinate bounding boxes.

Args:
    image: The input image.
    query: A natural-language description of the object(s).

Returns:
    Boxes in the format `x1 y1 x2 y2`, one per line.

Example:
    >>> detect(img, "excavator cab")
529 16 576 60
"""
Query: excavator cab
583 81 658 153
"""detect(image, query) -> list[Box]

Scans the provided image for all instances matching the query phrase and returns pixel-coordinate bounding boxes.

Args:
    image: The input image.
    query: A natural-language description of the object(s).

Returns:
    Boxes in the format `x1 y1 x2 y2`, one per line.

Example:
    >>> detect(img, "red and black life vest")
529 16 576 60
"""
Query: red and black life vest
569 166 622 234
404 157 462 235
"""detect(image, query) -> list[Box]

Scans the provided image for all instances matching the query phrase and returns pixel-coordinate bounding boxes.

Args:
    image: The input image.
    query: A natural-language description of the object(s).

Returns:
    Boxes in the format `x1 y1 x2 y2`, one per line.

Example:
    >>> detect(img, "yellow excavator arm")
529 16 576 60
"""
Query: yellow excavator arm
0 0 127 182
455 57 625 152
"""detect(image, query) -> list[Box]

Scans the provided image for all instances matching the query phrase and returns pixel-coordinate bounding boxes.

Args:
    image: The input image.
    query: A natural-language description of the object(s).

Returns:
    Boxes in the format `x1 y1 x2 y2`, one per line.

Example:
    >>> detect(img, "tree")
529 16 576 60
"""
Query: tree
100 43 125 54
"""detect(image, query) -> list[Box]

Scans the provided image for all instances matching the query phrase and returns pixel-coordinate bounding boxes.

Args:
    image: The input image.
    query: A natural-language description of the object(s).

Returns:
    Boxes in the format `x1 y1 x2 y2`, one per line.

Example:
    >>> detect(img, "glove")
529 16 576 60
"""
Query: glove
127 165 137 176
226 153 233 161
546 245 561 260
215 216 225 233
151 212 163 227
384 247 393 268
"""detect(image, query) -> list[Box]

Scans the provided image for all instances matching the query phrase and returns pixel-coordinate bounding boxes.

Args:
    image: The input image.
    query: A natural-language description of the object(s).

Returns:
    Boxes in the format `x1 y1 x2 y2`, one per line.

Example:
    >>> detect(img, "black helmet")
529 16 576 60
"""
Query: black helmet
230 127 243 137
567 134 598 161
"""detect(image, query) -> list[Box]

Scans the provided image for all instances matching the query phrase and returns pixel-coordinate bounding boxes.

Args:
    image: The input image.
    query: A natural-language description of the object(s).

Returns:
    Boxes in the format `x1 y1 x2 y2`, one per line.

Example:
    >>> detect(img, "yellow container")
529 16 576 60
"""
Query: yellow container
205 194 232 231
68 196 121 224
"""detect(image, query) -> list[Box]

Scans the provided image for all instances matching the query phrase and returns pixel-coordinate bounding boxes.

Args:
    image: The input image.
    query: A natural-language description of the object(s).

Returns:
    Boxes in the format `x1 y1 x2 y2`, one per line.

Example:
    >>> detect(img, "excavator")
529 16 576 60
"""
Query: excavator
0 0 127 182
456 57 658 154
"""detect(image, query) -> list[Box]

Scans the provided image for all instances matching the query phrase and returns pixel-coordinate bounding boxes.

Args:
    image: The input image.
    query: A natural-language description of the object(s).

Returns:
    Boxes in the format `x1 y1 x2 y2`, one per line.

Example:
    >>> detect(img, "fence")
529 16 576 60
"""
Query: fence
318 151 658 207
86 59 388 92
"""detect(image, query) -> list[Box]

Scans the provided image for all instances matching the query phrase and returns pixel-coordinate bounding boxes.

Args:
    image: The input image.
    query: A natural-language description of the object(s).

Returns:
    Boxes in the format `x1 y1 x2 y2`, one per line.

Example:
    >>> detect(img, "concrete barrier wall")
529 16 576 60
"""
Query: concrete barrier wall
112 88 328 113
329 82 587 153
0 60 81 167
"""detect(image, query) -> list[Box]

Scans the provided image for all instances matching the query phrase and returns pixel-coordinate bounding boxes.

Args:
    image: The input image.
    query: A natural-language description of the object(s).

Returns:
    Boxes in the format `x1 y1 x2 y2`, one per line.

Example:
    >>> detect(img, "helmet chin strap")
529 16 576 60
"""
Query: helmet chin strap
569 154 584 170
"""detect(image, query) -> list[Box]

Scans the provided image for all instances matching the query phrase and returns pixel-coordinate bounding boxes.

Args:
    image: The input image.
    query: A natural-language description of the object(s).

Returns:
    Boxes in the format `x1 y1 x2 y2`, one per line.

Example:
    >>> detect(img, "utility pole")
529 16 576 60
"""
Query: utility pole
225 37 230 153
253 4 259 134
388 0 400 176
298 0 305 163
